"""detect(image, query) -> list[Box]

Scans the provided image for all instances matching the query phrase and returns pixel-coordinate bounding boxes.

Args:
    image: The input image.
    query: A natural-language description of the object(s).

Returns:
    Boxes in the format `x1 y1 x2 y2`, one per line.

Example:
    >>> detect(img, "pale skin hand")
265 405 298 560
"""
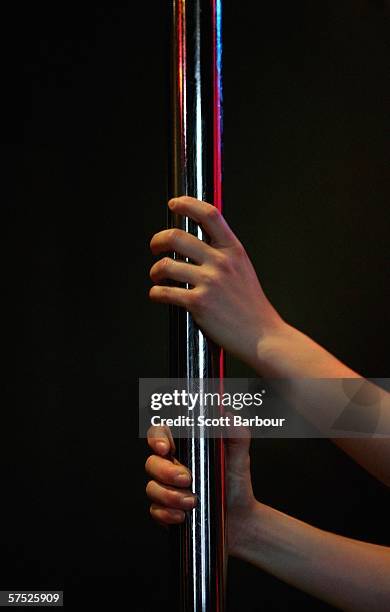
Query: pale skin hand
146 425 390 611
145 421 255 555
149 196 390 485
147 195 390 610
149 196 283 369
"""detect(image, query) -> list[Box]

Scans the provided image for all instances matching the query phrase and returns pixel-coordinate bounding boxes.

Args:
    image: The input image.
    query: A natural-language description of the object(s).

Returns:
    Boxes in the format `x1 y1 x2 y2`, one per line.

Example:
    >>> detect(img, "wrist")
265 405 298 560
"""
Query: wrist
229 500 301 566
250 318 293 375
228 499 268 559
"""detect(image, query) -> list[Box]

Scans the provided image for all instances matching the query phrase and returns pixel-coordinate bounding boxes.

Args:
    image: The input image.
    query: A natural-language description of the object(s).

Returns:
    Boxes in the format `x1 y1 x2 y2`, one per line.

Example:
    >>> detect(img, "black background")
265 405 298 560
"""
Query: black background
3 1 389 610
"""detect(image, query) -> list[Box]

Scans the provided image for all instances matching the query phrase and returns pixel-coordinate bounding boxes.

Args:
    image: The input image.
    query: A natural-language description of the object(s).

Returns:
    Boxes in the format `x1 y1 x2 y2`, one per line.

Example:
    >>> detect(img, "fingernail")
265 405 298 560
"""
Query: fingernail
168 199 175 209
182 496 196 509
175 472 191 485
155 441 168 455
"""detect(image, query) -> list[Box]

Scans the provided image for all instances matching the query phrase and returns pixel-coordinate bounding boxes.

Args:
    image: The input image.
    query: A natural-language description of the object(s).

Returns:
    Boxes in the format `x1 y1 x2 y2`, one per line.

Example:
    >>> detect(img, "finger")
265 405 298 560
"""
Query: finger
145 454 192 487
168 196 237 247
150 503 185 525
150 257 201 286
146 480 197 511
149 285 196 309
150 228 214 263
147 425 176 457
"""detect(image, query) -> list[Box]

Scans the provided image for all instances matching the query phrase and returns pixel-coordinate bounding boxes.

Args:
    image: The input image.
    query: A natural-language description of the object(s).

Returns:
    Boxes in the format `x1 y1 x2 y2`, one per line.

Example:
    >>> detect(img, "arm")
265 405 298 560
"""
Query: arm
254 323 390 486
234 500 390 612
145 427 390 612
149 196 390 485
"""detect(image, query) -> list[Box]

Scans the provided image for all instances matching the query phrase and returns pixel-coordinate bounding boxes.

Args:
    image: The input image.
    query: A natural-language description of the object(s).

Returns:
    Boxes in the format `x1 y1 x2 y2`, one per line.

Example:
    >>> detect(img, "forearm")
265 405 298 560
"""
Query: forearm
232 501 390 611
251 321 390 485
148 197 390 482
254 321 359 379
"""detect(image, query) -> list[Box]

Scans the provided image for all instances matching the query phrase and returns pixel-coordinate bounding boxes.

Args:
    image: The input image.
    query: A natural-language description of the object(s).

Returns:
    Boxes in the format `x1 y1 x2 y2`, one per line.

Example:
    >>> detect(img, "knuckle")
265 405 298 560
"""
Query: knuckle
168 228 180 244
145 455 154 473
179 195 202 206
202 269 219 287
145 481 154 497
160 256 172 269
188 290 199 308
215 251 232 272
190 289 207 311
205 204 220 221
151 257 170 279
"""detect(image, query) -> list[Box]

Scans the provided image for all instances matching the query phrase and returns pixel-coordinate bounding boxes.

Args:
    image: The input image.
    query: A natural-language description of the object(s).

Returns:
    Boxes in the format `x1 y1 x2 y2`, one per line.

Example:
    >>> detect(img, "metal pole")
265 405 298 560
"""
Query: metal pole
168 1 226 610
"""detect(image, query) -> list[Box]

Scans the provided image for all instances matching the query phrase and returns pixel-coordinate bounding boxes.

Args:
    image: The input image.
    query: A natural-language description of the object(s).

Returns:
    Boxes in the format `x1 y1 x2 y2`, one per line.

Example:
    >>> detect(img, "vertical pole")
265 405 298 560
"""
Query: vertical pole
168 1 226 610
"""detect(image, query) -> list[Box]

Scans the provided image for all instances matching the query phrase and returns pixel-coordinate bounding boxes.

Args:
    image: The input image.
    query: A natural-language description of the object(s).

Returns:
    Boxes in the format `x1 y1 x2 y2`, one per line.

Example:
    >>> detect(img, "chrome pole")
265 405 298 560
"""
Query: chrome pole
168 1 226 610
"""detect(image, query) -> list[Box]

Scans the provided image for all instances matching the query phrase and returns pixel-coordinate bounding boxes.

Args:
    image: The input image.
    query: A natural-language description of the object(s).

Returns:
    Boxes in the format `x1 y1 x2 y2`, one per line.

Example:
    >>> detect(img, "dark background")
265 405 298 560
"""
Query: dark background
3 1 389 610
